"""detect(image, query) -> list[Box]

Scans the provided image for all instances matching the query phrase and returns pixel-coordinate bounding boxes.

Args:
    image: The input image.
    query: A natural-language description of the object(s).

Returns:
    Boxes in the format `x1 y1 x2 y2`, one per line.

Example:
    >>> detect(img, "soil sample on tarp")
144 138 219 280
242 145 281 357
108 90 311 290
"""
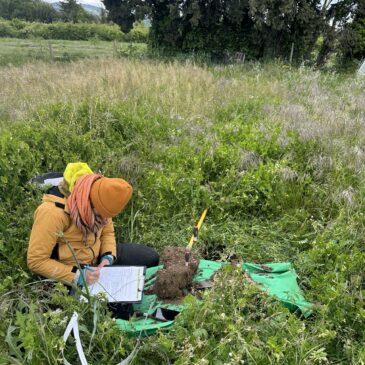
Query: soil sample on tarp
152 246 199 300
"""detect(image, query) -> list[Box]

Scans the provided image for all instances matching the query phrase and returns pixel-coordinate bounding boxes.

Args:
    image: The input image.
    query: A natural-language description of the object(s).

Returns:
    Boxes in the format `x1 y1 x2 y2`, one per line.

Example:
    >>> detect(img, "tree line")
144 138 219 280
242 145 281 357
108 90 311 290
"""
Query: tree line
1 0 363 66
103 0 365 66
0 0 107 24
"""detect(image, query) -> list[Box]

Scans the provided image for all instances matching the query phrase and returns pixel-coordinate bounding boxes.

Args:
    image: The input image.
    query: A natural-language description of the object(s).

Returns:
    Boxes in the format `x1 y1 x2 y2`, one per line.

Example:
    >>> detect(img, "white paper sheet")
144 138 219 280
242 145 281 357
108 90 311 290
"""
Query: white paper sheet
42 177 64 186
88 266 145 302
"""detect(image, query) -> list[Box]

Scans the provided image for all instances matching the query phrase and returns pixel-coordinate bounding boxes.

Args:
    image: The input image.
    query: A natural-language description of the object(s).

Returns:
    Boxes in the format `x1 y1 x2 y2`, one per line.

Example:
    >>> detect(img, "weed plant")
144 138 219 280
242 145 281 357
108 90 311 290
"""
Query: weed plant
0 58 364 364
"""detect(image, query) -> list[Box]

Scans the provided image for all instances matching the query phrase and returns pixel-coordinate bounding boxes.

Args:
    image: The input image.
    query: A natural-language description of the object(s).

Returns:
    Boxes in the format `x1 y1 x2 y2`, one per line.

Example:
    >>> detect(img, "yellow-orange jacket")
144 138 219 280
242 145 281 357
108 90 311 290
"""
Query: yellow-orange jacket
27 192 116 284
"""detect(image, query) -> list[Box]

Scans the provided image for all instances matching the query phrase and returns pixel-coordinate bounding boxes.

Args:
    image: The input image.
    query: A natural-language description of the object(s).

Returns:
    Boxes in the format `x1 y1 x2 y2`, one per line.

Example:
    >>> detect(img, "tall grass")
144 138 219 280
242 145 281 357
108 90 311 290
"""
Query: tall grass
0 59 284 121
0 58 365 364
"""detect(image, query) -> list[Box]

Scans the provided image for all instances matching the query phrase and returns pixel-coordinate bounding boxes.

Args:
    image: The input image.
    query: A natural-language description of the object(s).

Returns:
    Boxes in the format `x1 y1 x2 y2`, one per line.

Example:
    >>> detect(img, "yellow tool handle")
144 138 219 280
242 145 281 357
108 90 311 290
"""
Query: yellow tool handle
187 208 208 249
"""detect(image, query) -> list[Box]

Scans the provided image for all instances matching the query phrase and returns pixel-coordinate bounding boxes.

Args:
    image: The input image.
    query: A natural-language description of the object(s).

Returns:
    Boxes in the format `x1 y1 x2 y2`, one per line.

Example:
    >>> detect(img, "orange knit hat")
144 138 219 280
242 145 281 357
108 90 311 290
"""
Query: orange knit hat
90 177 133 218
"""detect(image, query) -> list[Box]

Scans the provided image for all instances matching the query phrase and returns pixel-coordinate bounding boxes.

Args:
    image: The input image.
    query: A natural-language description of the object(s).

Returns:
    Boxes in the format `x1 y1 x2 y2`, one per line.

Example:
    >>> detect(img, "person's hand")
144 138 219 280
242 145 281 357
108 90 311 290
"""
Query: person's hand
84 267 100 285
98 258 110 269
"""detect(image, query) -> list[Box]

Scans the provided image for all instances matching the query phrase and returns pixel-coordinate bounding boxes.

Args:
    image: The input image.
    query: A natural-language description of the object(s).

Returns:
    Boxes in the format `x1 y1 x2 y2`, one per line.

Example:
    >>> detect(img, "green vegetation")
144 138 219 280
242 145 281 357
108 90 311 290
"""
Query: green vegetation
58 0 96 23
1 0 363 67
0 58 365 364
0 0 58 23
0 0 100 23
0 38 146 66
338 2 365 69
0 19 148 42
104 0 365 66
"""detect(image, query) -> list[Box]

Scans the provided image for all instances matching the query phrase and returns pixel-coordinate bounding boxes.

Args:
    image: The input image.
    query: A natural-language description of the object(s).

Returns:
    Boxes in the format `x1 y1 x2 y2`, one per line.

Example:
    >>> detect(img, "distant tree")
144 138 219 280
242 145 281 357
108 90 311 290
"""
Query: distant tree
99 8 108 23
315 0 359 66
103 0 322 61
59 0 94 23
0 0 58 22
338 1 365 63
247 0 322 60
102 0 147 32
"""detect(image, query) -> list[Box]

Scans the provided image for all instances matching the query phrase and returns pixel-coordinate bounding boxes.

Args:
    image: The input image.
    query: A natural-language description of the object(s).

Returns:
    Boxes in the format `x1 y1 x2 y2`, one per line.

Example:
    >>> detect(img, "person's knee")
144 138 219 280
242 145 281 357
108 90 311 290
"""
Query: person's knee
116 243 160 267
146 247 160 267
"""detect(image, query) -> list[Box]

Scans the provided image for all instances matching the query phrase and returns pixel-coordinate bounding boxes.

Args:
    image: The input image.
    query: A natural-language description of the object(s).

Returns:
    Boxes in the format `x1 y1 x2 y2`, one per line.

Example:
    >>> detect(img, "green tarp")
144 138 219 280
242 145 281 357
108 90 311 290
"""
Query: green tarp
115 260 312 335
242 263 313 318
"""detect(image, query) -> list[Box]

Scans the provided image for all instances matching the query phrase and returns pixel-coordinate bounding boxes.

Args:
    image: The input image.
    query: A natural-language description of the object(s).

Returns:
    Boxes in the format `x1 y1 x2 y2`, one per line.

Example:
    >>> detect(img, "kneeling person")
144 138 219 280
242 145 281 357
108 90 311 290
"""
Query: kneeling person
27 162 159 287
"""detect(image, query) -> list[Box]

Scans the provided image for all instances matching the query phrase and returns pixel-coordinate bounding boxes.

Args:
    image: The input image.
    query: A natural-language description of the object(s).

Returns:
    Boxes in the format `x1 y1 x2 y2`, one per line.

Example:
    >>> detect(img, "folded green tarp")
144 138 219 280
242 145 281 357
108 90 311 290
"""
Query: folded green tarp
115 260 312 335
242 263 313 318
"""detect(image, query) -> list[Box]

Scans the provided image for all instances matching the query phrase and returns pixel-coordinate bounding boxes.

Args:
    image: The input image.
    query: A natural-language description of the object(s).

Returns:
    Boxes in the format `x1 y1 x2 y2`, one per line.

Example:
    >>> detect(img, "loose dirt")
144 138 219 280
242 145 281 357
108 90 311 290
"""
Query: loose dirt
152 246 199 300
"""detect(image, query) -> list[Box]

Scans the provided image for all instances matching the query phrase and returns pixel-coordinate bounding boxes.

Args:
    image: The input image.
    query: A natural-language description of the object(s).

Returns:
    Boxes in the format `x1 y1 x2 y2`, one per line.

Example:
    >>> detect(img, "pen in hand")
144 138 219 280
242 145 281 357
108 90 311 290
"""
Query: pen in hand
84 266 100 285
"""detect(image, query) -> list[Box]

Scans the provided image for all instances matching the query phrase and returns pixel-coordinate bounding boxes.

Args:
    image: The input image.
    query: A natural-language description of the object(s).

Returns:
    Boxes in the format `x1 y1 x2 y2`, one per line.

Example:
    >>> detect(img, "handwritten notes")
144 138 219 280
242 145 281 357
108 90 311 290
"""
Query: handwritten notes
88 266 145 302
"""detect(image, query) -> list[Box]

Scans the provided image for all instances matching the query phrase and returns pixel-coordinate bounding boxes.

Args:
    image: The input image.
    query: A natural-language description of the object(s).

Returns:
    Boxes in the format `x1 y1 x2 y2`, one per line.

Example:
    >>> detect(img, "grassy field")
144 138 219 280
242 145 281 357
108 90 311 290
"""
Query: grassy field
0 57 365 364
0 38 147 66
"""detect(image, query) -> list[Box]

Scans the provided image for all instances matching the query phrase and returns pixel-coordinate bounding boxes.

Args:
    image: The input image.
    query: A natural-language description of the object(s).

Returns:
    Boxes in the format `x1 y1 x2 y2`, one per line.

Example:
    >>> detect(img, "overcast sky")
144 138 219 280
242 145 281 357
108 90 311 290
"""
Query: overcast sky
44 0 104 7
79 0 103 5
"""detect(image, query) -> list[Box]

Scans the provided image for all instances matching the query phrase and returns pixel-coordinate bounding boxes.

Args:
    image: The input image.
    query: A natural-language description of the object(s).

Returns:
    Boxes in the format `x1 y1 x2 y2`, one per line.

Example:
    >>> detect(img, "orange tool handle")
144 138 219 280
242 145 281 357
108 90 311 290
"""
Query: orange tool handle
187 208 208 250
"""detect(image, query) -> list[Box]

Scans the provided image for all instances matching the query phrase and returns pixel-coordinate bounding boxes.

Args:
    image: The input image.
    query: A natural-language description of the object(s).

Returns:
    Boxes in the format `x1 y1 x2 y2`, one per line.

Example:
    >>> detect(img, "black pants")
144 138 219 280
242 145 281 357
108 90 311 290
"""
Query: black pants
114 243 160 268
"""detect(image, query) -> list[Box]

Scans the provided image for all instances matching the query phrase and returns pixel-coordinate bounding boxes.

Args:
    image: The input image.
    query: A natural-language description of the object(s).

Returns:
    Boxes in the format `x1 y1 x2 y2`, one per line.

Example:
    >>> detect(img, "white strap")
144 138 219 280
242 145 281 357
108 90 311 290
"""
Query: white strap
115 347 138 365
63 312 88 365
63 312 137 365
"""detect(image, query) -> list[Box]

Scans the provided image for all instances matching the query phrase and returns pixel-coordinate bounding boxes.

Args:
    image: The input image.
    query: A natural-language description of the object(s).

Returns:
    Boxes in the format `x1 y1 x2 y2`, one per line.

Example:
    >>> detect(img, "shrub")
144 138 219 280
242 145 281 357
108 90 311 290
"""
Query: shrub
0 19 148 42
0 21 19 37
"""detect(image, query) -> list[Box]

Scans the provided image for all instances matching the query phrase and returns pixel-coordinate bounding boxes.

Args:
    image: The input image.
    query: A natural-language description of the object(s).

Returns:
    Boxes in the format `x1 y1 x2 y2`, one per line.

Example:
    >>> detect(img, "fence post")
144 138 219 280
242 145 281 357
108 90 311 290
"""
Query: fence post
113 39 118 57
289 42 294 69
48 41 54 61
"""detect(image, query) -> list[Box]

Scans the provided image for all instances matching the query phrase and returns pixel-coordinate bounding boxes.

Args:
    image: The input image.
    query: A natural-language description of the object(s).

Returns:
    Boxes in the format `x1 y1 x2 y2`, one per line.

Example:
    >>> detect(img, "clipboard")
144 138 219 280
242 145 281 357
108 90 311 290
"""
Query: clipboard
86 265 146 303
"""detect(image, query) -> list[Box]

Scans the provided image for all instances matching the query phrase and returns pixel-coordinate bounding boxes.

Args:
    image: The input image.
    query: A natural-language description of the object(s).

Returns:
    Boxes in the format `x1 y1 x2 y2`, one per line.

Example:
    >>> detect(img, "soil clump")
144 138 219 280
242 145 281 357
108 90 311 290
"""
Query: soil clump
152 246 199 300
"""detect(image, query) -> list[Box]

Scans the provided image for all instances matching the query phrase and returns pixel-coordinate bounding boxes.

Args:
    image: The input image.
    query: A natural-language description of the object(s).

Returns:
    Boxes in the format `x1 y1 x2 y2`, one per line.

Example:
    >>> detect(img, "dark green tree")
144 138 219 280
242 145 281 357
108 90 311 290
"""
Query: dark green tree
0 0 58 22
247 0 322 60
102 0 148 32
102 0 328 62
59 0 94 23
315 0 358 66
338 1 365 64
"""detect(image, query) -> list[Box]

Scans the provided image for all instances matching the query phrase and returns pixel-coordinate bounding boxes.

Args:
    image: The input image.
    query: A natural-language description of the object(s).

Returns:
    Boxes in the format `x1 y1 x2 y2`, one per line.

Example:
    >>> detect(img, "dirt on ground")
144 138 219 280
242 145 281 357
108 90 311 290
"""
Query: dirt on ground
152 246 199 300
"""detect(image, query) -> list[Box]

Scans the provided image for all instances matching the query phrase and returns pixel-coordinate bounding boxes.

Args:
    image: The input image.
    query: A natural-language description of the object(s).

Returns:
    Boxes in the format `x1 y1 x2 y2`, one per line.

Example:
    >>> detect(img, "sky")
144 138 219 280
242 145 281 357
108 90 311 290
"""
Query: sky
78 0 103 6
44 0 104 7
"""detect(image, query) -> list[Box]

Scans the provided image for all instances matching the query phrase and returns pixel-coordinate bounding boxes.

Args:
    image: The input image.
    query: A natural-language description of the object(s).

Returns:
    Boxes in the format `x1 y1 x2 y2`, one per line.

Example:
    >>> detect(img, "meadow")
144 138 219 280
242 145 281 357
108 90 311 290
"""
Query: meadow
0 37 147 66
0 55 365 364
